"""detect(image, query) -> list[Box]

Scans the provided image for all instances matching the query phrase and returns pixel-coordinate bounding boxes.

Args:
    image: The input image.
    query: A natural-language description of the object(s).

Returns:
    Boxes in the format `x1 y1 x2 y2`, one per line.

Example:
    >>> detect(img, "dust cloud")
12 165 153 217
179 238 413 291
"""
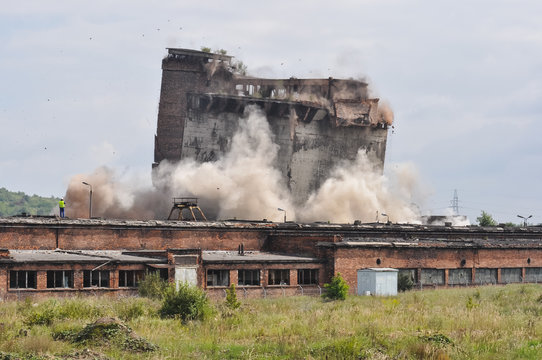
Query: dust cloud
298 151 419 224
153 106 294 222
65 106 420 223
64 167 169 220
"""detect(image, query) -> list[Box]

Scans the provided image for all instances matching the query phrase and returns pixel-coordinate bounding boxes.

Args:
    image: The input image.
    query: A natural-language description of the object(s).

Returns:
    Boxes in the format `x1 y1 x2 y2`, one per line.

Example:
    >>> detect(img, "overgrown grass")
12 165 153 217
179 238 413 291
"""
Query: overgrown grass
0 284 541 359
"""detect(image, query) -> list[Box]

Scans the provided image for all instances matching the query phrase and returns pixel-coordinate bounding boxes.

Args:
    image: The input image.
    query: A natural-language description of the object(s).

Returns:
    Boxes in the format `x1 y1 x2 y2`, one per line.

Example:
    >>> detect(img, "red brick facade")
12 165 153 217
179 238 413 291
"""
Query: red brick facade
2 218 542 298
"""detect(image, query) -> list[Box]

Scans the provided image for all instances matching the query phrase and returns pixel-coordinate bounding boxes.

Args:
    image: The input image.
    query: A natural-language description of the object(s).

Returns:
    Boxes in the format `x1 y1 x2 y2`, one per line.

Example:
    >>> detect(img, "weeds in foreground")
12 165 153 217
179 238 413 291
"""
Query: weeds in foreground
0 284 541 359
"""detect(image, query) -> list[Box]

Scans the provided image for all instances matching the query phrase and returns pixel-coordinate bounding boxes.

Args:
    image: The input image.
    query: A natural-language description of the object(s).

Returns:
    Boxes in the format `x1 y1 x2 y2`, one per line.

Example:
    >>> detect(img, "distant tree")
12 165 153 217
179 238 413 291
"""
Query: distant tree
200 46 211 53
0 188 59 217
503 222 518 227
322 273 349 301
477 211 497 226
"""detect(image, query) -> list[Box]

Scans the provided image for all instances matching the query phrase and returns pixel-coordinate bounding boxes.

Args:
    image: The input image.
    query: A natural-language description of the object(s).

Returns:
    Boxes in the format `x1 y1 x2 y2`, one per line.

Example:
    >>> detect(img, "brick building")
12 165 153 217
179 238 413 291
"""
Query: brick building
1 217 542 299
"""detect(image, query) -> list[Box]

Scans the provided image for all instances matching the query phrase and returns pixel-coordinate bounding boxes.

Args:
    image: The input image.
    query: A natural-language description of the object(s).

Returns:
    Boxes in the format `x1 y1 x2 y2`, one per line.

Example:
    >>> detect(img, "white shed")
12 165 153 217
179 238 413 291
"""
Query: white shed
357 268 398 296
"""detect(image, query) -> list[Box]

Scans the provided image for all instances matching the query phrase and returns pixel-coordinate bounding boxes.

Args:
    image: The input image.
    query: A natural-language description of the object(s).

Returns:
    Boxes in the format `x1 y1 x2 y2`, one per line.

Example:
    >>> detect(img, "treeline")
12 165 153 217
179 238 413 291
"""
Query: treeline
0 187 59 217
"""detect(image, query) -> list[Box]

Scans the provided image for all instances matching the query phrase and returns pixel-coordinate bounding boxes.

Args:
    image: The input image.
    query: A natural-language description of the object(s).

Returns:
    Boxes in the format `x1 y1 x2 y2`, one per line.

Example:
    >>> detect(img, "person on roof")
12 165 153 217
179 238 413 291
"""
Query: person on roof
59 198 65 218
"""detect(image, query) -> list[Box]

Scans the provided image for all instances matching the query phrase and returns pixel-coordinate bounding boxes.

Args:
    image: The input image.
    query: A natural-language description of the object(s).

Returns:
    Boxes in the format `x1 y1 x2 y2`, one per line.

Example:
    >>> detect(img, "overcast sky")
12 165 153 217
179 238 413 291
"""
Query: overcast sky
1 1 541 224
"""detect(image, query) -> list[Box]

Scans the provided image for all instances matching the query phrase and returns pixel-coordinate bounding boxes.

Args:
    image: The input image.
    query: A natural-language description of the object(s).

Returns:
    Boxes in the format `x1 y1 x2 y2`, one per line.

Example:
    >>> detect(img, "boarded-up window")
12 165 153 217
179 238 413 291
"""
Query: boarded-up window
238 270 260 286
268 269 290 285
47 270 74 288
9 271 37 289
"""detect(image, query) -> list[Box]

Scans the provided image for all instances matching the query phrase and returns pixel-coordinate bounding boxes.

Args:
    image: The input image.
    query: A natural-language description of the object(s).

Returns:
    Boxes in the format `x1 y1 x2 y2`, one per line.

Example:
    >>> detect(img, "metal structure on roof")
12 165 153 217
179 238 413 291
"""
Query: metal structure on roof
167 197 207 221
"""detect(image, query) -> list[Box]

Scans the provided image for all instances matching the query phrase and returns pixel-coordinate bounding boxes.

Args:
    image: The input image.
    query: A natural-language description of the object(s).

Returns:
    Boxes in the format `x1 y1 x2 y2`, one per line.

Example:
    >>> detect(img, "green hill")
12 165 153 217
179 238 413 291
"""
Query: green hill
0 187 59 217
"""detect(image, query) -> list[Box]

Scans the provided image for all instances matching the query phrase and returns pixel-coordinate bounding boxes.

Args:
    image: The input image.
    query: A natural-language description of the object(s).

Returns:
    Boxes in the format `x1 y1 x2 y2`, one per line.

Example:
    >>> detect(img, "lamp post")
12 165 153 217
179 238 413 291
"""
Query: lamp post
82 182 92 219
517 214 532 227
381 213 390 224
277 208 286 223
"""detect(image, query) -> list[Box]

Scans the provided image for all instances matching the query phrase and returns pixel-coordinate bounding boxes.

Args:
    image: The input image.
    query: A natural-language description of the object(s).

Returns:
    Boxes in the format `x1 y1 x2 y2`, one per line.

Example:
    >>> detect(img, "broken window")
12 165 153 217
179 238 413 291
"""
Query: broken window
501 268 522 283
119 270 144 287
268 269 290 285
9 271 37 289
398 269 417 284
83 270 110 288
448 268 472 285
420 269 445 285
47 270 74 288
297 269 318 285
525 268 542 283
475 268 498 284
238 269 260 286
206 269 229 287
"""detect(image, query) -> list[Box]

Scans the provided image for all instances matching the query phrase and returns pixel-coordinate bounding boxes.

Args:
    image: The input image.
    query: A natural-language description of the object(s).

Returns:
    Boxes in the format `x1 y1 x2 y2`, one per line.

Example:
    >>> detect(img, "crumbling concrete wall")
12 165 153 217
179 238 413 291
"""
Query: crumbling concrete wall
153 48 388 205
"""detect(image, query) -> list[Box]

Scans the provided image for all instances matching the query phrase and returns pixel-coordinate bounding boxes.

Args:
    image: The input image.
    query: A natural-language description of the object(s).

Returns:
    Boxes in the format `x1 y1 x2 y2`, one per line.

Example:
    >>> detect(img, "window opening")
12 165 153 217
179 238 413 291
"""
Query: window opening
207 269 229 287
238 269 260 286
9 271 37 289
297 269 318 285
268 269 290 285
119 270 143 287
83 270 110 288
47 270 74 288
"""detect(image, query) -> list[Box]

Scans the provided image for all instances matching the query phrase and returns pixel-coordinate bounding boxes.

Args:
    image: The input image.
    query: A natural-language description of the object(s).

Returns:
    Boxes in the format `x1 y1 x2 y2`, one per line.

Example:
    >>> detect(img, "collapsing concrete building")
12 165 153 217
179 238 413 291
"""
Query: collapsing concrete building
153 48 389 205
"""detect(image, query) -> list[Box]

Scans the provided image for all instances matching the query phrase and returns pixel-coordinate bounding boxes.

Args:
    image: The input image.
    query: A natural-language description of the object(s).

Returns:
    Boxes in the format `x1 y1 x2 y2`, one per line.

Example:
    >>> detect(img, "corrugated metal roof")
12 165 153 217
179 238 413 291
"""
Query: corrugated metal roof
0 250 165 264
202 251 320 263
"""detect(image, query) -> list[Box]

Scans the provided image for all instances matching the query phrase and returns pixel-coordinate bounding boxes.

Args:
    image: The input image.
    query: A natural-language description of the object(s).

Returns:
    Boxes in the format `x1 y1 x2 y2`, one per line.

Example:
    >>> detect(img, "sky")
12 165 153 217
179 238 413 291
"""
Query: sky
1 0 542 224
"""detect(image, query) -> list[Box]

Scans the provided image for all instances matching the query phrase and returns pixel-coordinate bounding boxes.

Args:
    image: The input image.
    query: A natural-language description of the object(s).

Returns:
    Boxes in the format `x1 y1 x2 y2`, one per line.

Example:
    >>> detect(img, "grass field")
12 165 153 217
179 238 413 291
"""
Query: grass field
0 284 541 359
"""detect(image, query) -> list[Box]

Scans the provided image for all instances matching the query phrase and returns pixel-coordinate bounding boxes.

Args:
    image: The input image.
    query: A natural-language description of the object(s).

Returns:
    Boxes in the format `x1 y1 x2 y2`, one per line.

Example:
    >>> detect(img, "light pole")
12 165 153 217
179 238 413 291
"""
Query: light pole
277 208 286 223
517 214 532 227
381 213 390 224
82 182 93 219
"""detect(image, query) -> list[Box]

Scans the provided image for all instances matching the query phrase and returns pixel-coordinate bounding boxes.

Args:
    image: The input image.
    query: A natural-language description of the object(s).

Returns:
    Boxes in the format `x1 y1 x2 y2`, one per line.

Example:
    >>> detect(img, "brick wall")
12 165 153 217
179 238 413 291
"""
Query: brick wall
0 223 268 251
334 246 542 294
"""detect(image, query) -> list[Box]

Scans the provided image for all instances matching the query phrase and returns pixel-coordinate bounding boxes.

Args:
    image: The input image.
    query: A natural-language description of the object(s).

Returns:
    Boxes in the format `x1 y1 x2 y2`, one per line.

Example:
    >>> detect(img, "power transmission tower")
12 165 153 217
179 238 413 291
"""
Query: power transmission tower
451 189 459 215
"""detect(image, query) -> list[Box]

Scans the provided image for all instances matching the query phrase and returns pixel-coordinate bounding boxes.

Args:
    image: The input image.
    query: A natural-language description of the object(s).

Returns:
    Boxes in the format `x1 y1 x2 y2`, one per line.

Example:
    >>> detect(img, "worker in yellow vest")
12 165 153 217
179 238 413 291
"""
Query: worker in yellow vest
59 198 65 218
